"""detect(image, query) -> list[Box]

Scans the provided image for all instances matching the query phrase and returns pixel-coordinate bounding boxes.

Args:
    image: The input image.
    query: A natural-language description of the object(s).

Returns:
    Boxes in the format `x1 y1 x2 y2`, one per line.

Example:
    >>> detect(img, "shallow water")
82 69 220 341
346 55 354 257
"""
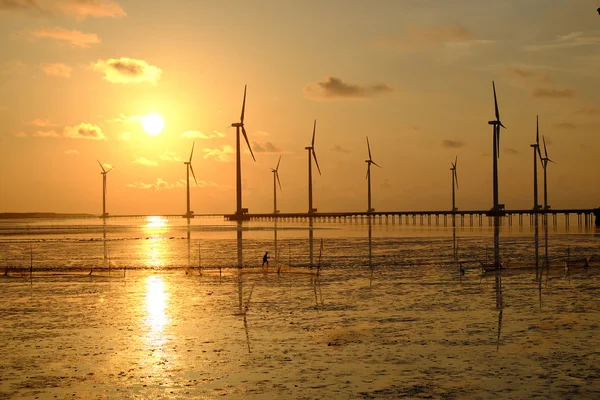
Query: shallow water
0 217 599 399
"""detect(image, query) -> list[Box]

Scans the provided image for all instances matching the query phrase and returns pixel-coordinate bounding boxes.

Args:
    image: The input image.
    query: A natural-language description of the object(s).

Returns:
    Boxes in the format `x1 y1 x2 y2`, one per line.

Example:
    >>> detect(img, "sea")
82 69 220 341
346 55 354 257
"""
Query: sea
1 216 599 399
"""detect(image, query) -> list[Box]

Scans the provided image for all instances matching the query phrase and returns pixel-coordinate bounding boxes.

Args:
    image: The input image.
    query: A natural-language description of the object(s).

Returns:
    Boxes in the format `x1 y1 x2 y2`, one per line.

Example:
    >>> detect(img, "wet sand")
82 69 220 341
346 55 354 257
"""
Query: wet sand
1 266 599 399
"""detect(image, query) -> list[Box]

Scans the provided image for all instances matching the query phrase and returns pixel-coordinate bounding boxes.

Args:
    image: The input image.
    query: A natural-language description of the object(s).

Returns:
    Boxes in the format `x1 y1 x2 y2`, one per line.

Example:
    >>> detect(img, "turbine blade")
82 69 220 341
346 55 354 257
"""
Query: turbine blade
455 170 459 189
367 136 372 161
499 122 506 129
548 158 555 164
493 81 500 121
106 166 114 173
97 160 106 173
537 145 542 161
312 120 316 147
536 115 540 145
543 135 548 159
372 161 381 168
454 155 458 169
240 85 247 123
189 164 198 186
242 126 256 161
276 171 282 190
312 149 321 175
366 163 369 179
189 141 195 162
276 155 281 171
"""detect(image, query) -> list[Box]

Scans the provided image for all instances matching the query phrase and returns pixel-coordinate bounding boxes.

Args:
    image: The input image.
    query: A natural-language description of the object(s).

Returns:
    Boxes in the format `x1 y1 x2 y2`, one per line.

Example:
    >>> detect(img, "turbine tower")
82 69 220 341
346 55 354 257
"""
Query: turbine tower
530 116 543 211
97 160 114 219
272 156 282 215
365 137 380 213
305 120 321 214
450 156 459 212
488 81 507 213
231 85 256 220
540 135 554 211
184 142 198 218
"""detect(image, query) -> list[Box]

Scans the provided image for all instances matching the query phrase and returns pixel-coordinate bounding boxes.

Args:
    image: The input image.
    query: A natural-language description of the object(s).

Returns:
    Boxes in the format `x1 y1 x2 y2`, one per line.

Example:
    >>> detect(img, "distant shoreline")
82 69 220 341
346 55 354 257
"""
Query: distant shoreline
0 213 97 219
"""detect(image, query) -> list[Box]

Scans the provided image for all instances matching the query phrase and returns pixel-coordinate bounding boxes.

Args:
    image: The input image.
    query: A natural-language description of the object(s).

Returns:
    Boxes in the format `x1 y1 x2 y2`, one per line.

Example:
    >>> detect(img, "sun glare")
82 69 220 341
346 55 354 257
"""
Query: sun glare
142 113 165 136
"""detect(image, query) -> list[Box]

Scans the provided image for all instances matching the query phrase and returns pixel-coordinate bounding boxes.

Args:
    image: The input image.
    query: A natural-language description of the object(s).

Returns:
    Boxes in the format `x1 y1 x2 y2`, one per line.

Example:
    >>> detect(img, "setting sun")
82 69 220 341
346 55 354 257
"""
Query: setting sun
142 113 165 136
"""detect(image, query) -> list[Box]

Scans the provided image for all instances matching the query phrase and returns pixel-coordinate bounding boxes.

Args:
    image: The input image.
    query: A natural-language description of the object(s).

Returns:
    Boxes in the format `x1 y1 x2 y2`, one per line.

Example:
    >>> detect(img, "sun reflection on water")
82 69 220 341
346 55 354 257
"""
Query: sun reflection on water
145 275 168 333
142 216 170 269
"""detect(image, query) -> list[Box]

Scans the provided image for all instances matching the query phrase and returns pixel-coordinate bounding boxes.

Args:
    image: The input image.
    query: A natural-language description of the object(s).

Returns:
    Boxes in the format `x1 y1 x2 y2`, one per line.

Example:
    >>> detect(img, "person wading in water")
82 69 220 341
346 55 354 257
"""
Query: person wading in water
262 251 269 267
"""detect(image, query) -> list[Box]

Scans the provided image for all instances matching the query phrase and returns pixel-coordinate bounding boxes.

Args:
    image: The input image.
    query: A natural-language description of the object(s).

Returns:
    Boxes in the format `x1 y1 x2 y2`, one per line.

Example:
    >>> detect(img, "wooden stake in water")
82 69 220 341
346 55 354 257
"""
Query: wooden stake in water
108 249 111 277
198 243 202 276
29 244 33 280
317 239 323 276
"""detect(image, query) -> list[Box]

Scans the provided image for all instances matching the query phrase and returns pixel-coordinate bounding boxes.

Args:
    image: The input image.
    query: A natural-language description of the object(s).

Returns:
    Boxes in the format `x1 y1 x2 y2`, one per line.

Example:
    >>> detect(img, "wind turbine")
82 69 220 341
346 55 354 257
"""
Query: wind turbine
97 160 114 218
305 120 321 214
231 85 256 220
450 156 459 212
530 116 543 211
541 135 554 211
184 142 198 218
365 137 380 213
271 156 282 215
488 81 507 213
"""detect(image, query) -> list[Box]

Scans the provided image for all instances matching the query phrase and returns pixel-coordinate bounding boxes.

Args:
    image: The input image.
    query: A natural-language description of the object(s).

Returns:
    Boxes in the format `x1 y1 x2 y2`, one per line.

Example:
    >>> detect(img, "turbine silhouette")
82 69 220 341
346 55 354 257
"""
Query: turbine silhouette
540 135 555 211
487 81 506 212
450 156 459 212
271 156 282 215
530 116 543 211
365 136 380 213
305 120 321 214
231 85 256 220
97 160 114 218
184 142 198 218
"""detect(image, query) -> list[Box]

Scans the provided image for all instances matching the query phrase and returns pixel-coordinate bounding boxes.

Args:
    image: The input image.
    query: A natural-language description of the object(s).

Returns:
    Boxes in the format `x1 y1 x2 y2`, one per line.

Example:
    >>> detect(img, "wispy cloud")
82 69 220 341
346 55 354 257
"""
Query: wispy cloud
504 148 520 155
126 178 181 190
532 87 577 99
93 57 162 84
160 151 183 162
507 67 553 84
553 122 577 130
523 32 600 52
12 131 27 137
203 145 234 162
442 139 465 148
374 24 490 52
33 130 60 137
40 62 71 77
64 149 79 155
331 144 351 154
304 76 392 100
181 130 226 139
574 107 600 115
31 27 100 48
64 122 105 139
1 0 126 19
252 141 280 153
131 157 157 166
28 118 56 127
107 113 142 123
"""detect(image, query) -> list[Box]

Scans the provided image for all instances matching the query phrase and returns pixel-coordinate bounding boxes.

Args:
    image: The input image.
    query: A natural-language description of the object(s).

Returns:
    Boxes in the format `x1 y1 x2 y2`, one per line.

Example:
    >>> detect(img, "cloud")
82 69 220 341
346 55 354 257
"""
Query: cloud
574 107 600 115
64 122 105 139
523 32 600 52
331 144 351 154
0 0 126 19
28 118 56 127
131 157 157 166
40 62 71 77
442 140 465 148
504 148 520 155
126 178 181 190
159 151 183 162
64 149 79 155
118 132 131 141
304 76 392 100
13 131 27 137
93 58 162 84
31 27 100 48
532 87 577 98
507 67 553 84
553 122 577 130
252 141 280 153
203 145 234 162
106 113 142 123
374 25 490 52
33 130 60 137
181 130 225 139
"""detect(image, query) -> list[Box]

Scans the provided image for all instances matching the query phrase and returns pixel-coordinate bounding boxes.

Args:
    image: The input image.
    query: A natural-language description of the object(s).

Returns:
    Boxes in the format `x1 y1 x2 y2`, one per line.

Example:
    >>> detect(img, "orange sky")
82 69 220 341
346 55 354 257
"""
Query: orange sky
1 0 599 215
